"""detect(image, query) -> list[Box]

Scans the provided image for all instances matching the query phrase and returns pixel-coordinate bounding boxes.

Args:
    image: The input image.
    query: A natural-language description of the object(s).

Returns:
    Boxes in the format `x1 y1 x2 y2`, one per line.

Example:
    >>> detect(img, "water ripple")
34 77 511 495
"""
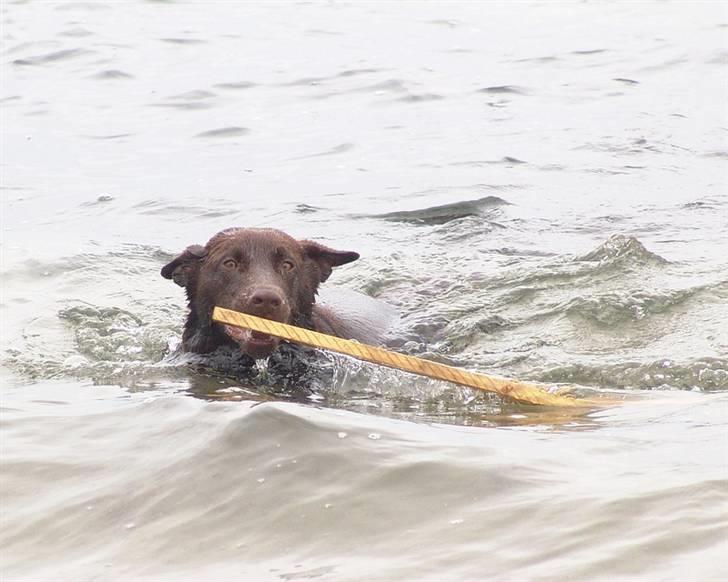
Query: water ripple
195 126 249 138
13 48 93 66
369 196 510 225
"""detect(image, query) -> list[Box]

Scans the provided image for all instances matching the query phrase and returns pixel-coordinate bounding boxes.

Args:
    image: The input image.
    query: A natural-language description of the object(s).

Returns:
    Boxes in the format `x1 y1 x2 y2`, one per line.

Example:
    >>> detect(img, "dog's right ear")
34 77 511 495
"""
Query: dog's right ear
161 244 207 287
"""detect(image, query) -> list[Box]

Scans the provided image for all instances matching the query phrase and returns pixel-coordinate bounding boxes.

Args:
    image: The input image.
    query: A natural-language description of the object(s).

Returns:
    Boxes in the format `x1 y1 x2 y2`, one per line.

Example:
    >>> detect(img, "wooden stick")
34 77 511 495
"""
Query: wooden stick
212 306 607 407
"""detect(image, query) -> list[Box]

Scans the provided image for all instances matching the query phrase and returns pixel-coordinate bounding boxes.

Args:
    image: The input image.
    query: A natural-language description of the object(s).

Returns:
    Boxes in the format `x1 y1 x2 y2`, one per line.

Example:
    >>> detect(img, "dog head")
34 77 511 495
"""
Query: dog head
162 227 358 358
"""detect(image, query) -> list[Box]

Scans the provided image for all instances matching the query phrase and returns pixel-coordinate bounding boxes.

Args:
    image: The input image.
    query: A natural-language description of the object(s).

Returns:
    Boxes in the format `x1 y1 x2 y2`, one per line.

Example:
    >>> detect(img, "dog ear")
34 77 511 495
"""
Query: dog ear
161 244 207 287
300 240 359 282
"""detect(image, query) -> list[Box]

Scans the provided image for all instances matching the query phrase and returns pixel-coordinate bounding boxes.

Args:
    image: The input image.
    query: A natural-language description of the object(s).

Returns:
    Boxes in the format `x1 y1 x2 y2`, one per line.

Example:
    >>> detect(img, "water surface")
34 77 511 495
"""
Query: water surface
2 1 727 581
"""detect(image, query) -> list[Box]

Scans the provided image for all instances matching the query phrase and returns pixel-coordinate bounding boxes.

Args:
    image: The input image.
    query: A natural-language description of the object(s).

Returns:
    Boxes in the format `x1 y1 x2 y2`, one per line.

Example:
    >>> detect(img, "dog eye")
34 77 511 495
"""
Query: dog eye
222 259 237 270
280 260 295 272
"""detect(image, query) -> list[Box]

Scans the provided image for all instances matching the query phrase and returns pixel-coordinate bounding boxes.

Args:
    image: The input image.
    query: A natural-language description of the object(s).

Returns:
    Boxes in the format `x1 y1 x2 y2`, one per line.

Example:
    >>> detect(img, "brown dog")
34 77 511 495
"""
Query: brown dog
162 227 388 363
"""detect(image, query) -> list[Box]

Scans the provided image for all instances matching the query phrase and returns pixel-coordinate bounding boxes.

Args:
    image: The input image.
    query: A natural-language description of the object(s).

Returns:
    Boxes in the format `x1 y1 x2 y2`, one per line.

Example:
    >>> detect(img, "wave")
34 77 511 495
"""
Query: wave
4 233 725 418
563 287 696 325
472 235 669 296
577 234 668 264
3 387 726 582
370 195 510 225
536 357 728 391
4 304 183 386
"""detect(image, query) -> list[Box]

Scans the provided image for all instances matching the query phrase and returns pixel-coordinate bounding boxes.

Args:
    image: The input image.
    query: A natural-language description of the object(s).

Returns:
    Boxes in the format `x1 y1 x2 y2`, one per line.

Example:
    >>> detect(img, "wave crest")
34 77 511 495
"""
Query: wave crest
537 358 728 391
578 234 668 265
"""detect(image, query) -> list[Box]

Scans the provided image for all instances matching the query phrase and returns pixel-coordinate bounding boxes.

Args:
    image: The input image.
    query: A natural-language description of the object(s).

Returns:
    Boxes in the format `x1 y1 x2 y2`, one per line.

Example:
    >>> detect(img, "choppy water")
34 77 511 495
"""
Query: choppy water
2 1 727 581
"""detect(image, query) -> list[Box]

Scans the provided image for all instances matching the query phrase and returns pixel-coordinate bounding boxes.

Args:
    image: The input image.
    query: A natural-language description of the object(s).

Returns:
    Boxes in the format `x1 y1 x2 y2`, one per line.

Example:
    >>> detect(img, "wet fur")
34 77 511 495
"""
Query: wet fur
162 228 361 360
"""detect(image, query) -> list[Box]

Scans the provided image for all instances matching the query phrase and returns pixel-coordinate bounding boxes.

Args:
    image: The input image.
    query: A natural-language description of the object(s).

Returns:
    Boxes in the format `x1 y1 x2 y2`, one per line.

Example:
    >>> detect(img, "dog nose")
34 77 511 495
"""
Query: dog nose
249 288 283 311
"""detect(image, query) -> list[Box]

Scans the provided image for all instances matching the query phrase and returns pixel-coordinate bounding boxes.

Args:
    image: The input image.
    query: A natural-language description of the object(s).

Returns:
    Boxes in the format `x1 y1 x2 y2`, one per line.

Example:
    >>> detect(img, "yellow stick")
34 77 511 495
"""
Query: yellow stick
212 306 605 407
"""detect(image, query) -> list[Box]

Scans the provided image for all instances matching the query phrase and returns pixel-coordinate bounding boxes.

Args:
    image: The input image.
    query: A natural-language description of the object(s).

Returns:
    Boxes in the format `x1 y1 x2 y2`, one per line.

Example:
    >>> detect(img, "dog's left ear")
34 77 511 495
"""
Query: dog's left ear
300 240 359 282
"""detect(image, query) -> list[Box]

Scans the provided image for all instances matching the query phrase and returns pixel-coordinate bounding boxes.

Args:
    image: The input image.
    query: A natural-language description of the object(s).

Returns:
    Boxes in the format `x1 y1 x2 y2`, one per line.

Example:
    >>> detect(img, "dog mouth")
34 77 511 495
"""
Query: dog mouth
222 324 280 359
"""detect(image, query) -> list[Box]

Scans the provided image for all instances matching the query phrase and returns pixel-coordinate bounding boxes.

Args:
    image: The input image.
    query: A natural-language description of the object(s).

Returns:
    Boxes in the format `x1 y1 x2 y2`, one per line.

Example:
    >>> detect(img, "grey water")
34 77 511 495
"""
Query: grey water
1 1 727 581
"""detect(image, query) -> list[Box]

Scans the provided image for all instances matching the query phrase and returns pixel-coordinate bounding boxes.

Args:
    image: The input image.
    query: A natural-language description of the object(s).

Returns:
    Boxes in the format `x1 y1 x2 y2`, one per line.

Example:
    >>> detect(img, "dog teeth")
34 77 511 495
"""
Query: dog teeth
223 325 249 342
223 325 275 345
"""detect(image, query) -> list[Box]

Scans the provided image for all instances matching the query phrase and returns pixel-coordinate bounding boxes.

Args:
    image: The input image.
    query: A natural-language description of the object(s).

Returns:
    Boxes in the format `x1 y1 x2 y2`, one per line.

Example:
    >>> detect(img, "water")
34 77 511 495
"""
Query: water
1 1 727 580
